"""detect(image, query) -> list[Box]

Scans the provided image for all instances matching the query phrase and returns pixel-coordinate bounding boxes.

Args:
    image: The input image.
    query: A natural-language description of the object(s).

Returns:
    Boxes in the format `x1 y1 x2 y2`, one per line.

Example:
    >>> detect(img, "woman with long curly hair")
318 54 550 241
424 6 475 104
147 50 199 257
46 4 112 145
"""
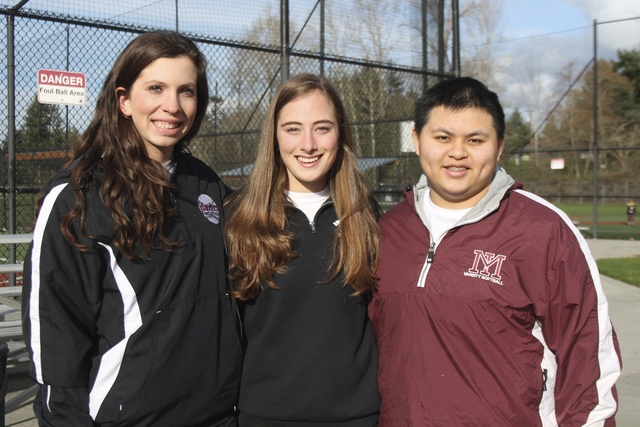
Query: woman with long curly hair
225 73 380 425
22 31 241 426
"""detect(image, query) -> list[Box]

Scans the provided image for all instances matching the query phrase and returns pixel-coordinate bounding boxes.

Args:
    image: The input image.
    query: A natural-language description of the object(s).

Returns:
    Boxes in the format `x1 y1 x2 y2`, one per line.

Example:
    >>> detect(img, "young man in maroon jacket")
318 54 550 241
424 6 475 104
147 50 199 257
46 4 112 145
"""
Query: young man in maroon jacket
369 77 621 426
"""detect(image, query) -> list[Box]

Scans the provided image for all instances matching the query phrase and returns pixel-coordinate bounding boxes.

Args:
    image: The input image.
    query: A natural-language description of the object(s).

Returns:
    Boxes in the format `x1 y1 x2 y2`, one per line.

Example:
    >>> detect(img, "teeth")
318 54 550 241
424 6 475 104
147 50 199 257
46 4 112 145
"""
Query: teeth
155 121 179 129
299 156 319 163
448 167 466 171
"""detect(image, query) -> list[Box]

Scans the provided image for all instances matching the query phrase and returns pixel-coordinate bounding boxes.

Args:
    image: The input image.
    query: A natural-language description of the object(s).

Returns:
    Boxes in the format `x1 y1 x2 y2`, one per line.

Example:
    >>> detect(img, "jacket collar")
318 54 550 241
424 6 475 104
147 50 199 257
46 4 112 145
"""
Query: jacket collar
408 167 519 229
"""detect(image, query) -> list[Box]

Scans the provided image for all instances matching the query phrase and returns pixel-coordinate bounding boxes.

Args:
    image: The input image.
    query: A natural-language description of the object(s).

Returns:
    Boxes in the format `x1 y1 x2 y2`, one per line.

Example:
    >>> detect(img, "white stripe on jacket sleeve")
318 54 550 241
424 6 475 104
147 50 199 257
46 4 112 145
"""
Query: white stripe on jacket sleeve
516 189 620 424
29 182 69 385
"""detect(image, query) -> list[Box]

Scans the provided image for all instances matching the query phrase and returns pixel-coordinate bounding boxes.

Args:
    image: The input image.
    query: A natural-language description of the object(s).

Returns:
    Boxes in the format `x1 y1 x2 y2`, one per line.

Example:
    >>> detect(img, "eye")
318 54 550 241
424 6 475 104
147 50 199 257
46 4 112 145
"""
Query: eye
284 126 300 134
181 87 196 97
316 125 332 133
469 138 484 144
148 85 162 93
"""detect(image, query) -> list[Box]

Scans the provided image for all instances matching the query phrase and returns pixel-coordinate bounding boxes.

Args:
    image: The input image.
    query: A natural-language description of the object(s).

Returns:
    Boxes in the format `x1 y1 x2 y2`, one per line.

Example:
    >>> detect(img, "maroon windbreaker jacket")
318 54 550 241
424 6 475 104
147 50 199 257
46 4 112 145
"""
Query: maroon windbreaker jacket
369 170 621 426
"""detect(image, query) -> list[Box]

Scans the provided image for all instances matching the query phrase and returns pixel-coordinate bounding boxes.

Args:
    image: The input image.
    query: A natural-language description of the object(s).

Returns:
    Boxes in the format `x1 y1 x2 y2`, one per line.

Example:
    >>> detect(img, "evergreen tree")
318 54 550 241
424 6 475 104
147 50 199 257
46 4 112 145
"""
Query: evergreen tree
504 108 531 154
613 49 640 104
16 97 66 152
14 97 71 186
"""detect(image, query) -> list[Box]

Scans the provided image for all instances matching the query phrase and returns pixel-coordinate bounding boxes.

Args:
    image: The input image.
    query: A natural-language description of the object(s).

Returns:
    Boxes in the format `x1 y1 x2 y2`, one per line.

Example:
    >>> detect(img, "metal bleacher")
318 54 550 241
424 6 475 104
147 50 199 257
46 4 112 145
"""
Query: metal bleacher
0 234 38 414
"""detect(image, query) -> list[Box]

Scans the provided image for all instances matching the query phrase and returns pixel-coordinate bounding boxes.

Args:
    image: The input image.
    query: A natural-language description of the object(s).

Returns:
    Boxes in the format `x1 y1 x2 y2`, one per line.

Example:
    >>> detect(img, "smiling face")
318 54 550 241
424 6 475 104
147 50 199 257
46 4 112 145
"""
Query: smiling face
276 90 339 193
413 106 504 209
117 56 198 163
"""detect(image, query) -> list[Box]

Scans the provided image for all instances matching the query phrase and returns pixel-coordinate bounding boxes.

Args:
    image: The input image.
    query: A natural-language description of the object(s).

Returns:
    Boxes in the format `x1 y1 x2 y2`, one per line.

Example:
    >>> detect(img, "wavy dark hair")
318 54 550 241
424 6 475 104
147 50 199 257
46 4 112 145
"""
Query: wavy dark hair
49 30 209 258
225 73 380 300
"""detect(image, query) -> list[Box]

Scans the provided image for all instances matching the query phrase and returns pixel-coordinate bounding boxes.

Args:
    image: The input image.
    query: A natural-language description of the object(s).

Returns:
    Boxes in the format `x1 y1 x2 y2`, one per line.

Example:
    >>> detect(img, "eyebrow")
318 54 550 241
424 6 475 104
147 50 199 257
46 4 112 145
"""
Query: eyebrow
429 126 491 138
141 80 196 87
279 119 335 127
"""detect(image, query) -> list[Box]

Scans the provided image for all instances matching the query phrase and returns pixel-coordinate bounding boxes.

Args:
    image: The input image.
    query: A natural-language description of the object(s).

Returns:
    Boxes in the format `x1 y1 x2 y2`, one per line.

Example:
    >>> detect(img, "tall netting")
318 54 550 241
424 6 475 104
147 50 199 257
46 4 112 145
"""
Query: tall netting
1 0 449 237
2 1 639 258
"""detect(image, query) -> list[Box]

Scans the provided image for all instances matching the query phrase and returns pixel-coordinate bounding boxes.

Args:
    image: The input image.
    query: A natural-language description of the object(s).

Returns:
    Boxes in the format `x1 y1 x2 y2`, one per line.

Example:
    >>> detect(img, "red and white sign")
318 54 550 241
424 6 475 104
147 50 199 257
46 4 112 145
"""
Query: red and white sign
550 158 565 170
37 69 86 106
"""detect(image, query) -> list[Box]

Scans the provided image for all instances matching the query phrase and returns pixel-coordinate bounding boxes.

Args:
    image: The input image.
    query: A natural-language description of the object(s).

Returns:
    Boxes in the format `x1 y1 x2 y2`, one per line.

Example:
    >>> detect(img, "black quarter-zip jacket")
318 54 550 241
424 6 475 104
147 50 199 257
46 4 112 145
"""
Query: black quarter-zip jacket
237 201 380 425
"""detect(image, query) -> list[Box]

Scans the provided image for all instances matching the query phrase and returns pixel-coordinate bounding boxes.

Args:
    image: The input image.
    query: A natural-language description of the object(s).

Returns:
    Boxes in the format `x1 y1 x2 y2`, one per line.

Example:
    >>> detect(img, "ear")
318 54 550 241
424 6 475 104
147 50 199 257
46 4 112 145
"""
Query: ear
116 87 131 116
412 128 420 156
497 138 505 160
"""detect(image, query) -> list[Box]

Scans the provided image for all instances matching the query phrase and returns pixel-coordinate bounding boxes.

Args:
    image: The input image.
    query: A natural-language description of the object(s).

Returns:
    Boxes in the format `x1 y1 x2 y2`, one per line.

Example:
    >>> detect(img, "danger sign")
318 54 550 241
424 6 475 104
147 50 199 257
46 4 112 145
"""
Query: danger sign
37 69 86 106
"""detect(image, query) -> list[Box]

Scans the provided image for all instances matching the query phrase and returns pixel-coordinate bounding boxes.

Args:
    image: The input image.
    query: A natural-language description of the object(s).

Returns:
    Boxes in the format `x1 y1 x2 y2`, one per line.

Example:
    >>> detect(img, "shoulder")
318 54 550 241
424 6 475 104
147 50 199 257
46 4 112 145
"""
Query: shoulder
40 166 83 211
507 190 572 225
498 189 586 254
37 170 114 241
380 199 415 227
40 181 75 215
175 153 231 199
176 152 217 178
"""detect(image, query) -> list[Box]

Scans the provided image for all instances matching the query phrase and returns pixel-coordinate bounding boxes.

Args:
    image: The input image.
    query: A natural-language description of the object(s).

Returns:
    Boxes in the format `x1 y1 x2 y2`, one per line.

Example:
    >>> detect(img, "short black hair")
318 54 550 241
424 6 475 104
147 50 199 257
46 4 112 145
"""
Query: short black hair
414 77 505 141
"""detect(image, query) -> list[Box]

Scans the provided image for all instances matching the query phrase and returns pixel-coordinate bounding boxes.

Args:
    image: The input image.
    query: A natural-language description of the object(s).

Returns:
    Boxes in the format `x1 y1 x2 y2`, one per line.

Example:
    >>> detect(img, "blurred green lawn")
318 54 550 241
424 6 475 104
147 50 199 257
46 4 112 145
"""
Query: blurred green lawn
596 258 640 288
555 204 639 240
557 204 639 286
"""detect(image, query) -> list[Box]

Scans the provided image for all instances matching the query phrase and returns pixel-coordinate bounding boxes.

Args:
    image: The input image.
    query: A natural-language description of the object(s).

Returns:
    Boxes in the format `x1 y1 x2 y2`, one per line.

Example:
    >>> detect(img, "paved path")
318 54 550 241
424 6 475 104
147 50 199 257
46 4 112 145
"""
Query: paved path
4 239 640 426
587 239 640 427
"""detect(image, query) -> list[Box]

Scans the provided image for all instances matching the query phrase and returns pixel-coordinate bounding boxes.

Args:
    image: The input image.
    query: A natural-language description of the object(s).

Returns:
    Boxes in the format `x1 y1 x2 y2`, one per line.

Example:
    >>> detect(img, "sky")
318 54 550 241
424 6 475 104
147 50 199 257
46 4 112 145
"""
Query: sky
494 0 640 120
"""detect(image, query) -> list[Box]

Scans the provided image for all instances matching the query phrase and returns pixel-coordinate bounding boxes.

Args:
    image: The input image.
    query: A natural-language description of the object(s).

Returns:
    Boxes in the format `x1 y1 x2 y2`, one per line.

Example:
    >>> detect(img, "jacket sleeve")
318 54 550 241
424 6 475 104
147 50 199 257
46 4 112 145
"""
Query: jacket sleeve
22 183 103 426
540 234 621 426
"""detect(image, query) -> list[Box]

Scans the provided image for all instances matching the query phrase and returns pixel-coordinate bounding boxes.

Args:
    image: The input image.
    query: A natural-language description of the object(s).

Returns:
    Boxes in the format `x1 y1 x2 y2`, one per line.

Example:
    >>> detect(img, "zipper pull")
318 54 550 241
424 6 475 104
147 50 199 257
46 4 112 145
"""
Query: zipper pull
427 242 435 264
416 241 435 288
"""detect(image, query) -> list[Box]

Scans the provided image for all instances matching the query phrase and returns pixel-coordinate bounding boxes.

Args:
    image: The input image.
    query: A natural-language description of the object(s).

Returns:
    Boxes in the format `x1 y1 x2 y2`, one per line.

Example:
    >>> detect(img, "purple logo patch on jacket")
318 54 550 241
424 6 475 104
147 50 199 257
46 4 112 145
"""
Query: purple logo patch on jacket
198 194 220 224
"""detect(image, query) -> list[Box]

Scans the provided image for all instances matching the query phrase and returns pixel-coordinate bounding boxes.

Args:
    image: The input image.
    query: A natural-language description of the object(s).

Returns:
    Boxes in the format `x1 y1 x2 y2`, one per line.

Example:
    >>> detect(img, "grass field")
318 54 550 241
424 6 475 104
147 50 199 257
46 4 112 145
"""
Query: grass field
556 204 639 287
596 257 640 287
553 204 639 240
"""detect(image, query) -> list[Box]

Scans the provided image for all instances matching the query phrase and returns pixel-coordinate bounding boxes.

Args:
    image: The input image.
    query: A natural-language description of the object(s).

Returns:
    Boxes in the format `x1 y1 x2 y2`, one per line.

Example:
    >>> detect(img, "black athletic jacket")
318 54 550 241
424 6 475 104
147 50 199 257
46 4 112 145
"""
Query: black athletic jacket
237 201 380 425
22 152 242 426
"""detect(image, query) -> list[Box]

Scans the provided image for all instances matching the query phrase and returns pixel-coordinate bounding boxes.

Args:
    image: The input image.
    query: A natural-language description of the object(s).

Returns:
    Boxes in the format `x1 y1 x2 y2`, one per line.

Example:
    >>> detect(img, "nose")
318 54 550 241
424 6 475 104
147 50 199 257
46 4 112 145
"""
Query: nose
162 93 181 114
448 140 467 159
300 131 317 152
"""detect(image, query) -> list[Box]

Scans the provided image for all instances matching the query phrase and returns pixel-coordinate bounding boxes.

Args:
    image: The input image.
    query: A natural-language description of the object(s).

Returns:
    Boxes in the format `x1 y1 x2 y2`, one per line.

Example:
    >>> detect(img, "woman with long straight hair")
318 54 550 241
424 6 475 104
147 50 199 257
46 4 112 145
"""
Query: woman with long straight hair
225 73 380 425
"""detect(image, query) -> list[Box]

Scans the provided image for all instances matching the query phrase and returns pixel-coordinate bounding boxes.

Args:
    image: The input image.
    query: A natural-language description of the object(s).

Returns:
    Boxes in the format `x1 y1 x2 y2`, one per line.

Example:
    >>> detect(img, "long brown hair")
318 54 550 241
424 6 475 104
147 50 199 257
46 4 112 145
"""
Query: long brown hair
52 30 209 258
225 73 379 300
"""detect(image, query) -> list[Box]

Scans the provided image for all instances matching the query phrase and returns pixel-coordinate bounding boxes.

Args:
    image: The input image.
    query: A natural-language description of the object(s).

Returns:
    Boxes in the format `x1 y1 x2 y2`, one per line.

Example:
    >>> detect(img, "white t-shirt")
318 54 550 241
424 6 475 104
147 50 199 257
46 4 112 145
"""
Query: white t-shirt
423 188 471 243
286 188 330 224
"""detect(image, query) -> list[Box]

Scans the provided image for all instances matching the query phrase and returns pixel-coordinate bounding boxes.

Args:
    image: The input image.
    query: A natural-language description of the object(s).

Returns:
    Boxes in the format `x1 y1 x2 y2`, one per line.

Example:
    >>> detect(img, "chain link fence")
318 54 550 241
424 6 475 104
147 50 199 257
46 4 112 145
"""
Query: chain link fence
1 1 451 240
1 1 638 258
0 0 456 276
